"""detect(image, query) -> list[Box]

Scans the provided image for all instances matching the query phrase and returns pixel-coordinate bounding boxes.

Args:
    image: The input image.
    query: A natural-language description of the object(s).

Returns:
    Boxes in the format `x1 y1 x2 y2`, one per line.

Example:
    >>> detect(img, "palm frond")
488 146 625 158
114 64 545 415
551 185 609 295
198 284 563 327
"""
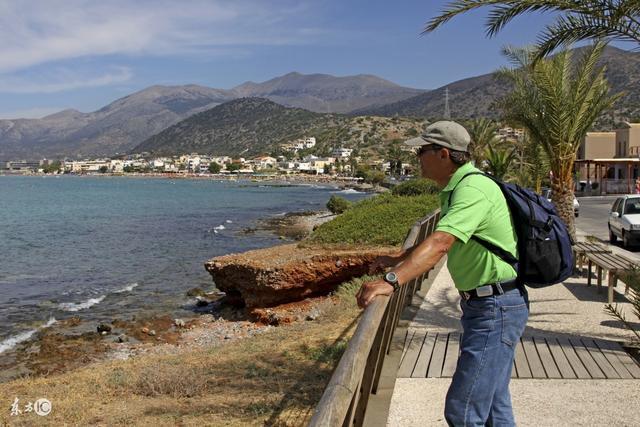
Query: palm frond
535 12 640 59
424 0 640 60
424 0 504 33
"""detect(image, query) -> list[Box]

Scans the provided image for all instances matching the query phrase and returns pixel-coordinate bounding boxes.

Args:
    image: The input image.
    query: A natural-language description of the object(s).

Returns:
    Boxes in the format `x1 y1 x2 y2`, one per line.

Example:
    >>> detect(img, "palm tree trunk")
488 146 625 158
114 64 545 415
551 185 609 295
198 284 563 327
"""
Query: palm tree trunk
551 175 576 241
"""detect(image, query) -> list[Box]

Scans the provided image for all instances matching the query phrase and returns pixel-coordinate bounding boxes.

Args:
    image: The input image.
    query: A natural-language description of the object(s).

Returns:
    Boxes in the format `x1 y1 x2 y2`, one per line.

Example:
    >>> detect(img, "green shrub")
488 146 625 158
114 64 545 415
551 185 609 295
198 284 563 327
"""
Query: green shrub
367 170 385 185
208 162 221 173
309 193 439 246
326 195 351 214
391 179 440 196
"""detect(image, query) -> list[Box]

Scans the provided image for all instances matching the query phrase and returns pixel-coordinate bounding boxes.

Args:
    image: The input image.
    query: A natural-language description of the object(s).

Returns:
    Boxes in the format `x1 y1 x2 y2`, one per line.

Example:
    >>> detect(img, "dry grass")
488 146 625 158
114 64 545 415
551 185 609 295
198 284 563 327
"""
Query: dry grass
0 276 373 426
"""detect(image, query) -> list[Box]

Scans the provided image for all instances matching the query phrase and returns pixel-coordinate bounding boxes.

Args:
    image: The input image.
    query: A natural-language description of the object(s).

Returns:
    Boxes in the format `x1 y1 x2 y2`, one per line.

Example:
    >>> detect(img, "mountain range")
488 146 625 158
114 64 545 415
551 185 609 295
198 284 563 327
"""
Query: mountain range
0 73 424 160
357 46 640 129
2 46 639 160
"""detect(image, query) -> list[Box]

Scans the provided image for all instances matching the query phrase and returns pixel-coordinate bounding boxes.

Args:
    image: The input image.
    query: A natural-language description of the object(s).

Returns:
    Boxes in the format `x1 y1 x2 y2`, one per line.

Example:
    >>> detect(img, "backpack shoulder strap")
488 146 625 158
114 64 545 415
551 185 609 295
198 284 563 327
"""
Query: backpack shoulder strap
446 171 518 266
447 172 486 207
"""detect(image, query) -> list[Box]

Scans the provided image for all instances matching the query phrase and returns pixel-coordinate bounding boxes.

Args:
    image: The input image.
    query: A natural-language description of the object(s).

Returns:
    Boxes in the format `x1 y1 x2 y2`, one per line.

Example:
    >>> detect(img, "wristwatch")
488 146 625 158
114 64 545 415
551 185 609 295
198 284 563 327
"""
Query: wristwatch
383 271 400 292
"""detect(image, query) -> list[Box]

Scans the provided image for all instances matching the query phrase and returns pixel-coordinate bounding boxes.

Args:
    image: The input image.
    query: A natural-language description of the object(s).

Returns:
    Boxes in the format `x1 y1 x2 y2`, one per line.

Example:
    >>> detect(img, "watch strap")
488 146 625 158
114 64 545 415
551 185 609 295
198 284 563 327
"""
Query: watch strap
384 272 400 292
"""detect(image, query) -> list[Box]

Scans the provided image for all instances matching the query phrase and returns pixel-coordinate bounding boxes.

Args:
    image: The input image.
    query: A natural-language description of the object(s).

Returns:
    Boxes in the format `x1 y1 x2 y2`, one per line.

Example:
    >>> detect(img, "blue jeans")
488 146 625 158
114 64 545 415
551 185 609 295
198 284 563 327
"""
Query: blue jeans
444 287 529 426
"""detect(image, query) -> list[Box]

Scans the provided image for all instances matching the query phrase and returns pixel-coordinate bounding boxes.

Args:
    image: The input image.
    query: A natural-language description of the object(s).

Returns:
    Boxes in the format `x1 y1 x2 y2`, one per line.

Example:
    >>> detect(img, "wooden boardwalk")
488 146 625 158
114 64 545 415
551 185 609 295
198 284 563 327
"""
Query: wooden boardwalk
398 330 640 380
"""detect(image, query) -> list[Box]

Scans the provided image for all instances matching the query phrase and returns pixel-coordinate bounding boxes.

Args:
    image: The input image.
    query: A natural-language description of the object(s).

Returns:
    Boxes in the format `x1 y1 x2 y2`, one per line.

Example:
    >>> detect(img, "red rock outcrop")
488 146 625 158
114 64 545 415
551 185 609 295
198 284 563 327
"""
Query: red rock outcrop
204 243 396 309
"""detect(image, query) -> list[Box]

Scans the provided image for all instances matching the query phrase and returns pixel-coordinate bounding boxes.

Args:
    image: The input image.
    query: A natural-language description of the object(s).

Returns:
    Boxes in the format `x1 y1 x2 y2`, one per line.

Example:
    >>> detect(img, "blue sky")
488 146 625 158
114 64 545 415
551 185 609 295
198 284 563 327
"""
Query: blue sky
0 0 583 119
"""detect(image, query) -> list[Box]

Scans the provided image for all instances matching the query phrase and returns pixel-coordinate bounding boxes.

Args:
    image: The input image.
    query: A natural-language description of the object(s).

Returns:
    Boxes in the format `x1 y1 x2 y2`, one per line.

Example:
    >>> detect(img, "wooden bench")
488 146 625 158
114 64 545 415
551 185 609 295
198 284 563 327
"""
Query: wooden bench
573 241 611 275
585 251 638 303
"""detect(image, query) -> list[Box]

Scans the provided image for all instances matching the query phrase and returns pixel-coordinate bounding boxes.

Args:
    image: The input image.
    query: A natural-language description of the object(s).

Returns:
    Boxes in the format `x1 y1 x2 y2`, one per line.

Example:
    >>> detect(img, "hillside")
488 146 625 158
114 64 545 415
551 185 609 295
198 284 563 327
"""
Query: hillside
356 46 640 129
133 98 426 158
0 85 235 160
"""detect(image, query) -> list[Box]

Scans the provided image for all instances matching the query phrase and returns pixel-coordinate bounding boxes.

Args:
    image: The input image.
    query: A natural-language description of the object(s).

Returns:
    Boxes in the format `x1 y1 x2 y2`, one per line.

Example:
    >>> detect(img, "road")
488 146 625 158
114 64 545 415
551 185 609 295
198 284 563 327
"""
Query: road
575 195 640 261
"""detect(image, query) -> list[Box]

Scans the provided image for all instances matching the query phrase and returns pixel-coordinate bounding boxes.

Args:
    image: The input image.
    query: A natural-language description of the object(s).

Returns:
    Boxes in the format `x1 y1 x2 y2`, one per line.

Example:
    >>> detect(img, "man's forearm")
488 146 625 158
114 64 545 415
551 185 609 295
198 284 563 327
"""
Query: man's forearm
393 231 456 286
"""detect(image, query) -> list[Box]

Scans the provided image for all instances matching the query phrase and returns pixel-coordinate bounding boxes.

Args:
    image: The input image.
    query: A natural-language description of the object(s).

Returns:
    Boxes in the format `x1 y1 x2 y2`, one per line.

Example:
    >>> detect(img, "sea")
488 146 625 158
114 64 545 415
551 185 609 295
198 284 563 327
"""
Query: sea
0 175 368 354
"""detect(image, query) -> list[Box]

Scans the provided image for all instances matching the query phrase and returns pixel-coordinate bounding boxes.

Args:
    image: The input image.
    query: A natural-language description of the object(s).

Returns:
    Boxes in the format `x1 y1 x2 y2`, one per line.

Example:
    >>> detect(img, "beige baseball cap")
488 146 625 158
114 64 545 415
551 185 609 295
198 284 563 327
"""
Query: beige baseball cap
405 120 470 152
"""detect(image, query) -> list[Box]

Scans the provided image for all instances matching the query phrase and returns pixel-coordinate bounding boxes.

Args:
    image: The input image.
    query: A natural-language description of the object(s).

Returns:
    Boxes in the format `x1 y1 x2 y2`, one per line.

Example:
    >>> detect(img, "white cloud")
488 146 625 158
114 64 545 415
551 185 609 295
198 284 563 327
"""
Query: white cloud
0 107 66 119
0 0 328 73
0 67 133 93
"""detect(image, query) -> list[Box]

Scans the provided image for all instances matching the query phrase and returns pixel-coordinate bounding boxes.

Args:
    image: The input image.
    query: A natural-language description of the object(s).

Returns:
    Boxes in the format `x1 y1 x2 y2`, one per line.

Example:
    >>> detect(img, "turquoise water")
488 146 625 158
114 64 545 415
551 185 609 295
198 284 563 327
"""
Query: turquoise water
0 175 366 351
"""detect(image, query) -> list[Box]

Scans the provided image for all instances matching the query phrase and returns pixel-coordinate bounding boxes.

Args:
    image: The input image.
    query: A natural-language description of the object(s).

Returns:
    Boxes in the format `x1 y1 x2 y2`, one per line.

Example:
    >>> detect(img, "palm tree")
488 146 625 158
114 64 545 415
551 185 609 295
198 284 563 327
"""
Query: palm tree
424 0 640 60
496 42 622 237
512 132 550 193
467 118 500 165
387 141 406 176
483 143 517 180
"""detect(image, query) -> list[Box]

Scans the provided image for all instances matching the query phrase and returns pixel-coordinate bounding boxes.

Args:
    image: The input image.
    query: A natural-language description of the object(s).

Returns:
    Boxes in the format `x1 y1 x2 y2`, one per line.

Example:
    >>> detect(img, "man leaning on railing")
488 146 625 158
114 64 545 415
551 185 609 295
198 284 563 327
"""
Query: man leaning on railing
355 121 528 427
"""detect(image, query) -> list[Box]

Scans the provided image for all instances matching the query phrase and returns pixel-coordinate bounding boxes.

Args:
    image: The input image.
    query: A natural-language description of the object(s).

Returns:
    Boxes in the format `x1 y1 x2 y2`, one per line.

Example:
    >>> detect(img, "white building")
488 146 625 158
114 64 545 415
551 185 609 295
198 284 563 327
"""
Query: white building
211 156 231 165
252 156 277 170
151 159 167 169
282 136 317 152
498 127 525 141
110 159 124 173
186 156 201 172
66 160 111 173
331 147 353 158
123 159 147 170
278 161 296 171
298 137 316 149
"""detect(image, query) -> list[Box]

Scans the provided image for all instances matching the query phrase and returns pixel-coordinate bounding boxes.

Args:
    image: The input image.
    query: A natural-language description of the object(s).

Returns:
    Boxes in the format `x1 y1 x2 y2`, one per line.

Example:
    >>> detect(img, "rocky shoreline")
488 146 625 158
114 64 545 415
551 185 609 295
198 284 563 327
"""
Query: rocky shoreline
0 208 383 383
246 210 337 240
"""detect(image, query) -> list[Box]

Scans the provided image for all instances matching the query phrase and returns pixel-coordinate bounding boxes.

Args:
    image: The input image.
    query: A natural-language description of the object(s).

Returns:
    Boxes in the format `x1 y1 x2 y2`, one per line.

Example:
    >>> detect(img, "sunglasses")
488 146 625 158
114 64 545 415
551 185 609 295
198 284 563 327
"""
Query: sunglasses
416 145 442 157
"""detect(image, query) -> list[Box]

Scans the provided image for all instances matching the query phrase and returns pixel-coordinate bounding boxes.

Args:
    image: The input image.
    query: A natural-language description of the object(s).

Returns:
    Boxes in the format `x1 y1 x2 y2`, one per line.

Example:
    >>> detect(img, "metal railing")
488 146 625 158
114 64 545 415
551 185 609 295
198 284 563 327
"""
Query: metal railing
309 209 441 427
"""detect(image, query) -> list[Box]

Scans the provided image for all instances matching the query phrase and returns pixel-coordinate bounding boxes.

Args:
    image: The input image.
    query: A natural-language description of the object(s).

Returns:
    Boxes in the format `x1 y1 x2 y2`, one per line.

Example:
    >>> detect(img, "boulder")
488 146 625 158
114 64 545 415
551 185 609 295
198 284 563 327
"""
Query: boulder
204 243 395 309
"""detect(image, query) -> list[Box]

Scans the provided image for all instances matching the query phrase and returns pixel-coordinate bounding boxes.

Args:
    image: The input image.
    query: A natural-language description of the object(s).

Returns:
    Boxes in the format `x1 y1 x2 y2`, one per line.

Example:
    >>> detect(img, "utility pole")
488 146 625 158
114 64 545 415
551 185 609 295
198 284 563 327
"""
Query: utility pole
444 87 451 120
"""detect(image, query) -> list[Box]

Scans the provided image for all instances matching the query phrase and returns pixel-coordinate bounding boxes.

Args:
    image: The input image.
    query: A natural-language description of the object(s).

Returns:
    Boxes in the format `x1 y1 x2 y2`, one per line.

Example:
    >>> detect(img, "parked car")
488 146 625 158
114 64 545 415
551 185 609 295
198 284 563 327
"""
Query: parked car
541 188 579 217
608 195 640 248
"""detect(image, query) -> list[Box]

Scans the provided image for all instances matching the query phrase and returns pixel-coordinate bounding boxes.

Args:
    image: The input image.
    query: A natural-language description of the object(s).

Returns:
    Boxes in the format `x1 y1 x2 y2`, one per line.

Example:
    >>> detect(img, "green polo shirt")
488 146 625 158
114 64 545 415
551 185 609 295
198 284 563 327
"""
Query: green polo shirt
435 163 518 291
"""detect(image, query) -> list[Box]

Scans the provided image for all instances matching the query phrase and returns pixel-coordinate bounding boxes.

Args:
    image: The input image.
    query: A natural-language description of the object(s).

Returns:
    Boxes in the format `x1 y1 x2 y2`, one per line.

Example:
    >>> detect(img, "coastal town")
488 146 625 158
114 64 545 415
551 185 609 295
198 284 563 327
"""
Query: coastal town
3 137 378 177
2 128 525 178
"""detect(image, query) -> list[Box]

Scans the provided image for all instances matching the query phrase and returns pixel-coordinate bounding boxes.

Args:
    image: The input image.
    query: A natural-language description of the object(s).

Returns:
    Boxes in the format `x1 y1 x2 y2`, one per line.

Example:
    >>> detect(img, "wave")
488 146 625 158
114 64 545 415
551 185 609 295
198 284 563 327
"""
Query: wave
0 317 57 354
114 283 138 293
225 220 233 224
58 295 106 312
207 224 226 234
332 188 363 194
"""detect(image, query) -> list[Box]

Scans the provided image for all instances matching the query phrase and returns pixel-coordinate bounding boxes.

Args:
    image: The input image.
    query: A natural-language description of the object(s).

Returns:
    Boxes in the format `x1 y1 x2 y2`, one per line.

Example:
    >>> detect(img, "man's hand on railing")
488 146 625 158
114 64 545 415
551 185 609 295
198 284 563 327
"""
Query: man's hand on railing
356 279 394 308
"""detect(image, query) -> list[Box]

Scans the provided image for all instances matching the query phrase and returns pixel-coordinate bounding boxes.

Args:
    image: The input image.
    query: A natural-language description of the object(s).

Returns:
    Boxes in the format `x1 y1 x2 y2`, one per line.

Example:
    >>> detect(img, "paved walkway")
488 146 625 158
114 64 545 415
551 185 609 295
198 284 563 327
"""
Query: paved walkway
387 258 640 426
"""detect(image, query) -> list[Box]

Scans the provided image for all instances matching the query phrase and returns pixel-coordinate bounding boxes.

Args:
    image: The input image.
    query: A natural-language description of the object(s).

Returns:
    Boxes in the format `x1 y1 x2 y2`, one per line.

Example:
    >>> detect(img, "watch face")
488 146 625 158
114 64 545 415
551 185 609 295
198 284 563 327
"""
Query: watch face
385 271 398 283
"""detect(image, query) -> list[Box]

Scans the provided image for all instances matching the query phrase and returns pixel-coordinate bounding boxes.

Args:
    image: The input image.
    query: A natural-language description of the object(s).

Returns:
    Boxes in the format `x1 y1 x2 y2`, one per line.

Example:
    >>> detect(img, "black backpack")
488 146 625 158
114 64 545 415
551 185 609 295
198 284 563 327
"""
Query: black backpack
449 172 574 288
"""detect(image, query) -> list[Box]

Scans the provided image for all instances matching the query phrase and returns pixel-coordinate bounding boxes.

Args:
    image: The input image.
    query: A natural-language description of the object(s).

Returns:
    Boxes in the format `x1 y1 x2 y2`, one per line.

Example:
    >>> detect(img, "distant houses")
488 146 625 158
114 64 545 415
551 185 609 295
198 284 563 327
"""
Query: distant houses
497 126 525 141
280 137 316 153
331 147 353 158
1 132 394 179
576 122 640 194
